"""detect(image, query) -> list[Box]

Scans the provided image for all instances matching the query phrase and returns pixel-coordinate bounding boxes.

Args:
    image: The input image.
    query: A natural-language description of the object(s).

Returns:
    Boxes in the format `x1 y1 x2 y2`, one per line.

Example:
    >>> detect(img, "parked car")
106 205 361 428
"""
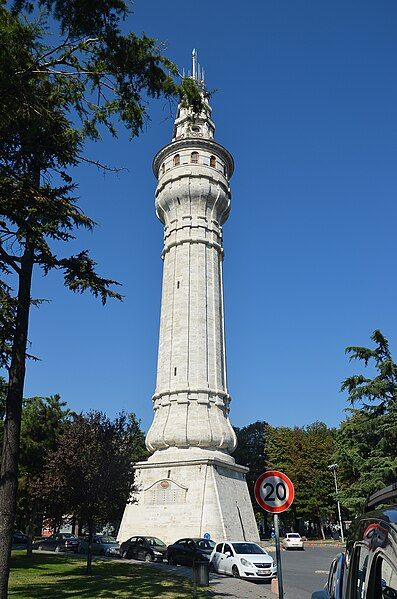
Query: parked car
311 483 397 598
36 533 80 553
12 531 28 545
79 535 120 556
119 536 167 561
166 538 216 566
282 532 304 550
210 541 276 580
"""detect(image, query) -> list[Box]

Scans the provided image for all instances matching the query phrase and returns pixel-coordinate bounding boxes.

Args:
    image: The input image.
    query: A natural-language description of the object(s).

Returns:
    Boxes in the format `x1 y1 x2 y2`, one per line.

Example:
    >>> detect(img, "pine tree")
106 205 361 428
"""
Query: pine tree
0 2 201 594
336 330 397 514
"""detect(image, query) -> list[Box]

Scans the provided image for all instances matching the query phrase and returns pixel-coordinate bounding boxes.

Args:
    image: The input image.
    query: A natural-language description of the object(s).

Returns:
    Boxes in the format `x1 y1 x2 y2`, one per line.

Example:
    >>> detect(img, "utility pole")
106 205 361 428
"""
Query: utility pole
328 463 344 543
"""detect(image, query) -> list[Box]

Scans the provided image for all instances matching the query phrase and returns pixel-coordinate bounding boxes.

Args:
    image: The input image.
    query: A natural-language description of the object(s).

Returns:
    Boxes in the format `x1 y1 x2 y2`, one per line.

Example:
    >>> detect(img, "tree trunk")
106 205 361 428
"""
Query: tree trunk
26 502 38 558
0 243 34 599
86 520 93 575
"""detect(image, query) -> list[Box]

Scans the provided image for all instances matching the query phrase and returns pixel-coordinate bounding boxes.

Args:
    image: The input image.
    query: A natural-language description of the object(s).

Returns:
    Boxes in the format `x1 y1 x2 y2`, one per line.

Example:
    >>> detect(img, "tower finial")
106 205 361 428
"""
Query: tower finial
192 48 197 80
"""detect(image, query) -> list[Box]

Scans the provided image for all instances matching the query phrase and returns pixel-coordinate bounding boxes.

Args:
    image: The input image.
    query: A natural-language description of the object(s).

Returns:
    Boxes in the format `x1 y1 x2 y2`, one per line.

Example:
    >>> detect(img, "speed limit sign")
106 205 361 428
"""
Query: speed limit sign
254 470 294 513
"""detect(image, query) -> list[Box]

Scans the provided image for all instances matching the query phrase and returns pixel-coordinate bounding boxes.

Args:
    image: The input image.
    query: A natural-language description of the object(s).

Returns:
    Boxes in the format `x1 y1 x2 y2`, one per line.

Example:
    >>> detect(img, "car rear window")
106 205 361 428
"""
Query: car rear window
196 540 215 550
288 534 301 538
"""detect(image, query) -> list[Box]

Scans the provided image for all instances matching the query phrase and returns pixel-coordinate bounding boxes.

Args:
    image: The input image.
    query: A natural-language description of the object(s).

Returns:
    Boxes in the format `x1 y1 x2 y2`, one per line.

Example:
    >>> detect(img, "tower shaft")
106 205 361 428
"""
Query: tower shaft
147 132 236 455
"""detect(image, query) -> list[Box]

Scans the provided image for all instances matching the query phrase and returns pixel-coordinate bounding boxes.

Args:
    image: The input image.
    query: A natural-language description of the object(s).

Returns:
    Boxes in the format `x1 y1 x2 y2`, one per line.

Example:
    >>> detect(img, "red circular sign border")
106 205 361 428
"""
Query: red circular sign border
254 470 295 513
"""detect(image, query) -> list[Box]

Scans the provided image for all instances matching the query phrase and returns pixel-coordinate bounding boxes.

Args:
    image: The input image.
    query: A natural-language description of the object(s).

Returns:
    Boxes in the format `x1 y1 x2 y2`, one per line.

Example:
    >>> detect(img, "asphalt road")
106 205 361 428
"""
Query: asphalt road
146 545 342 599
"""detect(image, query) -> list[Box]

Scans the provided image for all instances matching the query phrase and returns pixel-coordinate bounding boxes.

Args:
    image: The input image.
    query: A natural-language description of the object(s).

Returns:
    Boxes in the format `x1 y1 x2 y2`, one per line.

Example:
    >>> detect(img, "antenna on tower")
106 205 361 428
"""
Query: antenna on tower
192 48 197 80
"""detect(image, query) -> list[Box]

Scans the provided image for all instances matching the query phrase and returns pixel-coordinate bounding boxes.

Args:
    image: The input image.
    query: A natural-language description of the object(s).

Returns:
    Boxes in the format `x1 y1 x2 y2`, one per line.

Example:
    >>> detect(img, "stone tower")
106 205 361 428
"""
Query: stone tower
118 51 259 544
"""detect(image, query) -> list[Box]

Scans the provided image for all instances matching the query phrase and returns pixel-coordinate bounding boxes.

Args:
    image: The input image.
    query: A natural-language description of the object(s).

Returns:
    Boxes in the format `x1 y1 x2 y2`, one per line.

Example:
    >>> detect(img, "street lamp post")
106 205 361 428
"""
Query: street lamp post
328 463 344 543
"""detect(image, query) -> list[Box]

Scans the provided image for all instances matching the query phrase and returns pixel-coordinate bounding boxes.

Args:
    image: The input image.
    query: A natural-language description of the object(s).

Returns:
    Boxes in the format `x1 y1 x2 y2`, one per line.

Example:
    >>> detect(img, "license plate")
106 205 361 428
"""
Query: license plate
257 569 271 575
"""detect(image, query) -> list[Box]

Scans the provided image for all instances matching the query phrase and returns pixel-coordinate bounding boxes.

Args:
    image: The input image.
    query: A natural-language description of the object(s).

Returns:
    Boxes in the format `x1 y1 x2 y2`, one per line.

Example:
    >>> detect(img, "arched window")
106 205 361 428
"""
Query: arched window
161 163 165 175
223 165 227 177
173 154 180 167
210 155 216 168
191 152 199 164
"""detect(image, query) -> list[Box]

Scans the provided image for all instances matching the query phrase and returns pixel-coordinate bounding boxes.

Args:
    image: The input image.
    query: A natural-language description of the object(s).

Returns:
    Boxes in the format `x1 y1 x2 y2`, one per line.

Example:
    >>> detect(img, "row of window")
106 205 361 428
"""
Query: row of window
161 153 225 175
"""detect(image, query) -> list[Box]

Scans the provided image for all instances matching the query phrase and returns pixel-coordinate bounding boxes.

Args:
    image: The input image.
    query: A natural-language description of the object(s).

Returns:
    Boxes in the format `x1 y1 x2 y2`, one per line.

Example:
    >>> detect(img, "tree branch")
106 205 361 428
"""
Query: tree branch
0 245 21 275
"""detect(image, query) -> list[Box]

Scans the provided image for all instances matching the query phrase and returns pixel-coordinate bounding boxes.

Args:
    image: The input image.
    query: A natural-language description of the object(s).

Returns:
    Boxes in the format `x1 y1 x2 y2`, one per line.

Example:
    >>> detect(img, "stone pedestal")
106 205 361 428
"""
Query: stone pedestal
118 449 259 545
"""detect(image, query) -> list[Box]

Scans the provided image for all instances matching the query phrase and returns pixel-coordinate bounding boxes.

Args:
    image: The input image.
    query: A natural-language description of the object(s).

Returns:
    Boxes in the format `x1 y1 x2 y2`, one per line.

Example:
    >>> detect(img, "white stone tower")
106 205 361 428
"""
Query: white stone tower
118 51 259 544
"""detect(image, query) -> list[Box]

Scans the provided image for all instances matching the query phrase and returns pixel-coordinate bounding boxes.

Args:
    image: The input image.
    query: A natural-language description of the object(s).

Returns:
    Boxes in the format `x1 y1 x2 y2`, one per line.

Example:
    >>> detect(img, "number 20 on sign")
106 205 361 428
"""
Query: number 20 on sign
254 470 294 513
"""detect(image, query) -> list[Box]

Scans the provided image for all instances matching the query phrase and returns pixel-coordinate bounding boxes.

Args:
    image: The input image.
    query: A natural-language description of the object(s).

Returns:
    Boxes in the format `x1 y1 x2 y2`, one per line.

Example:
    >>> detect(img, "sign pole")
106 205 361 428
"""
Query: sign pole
273 513 284 599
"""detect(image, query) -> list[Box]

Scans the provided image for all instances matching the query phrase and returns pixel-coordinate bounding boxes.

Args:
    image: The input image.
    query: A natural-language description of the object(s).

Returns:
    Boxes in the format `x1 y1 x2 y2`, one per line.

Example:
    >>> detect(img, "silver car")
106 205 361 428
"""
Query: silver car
79 535 120 556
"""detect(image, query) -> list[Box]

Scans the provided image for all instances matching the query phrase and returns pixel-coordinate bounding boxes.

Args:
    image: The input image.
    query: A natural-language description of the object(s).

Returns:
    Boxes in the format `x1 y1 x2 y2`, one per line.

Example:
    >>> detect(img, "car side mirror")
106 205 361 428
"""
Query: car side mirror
224 551 232 558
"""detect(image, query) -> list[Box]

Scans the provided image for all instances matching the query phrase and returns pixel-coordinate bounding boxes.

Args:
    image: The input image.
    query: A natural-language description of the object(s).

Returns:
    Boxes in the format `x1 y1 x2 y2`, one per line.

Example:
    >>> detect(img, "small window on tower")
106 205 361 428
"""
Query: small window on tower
210 155 216 168
223 165 227 177
191 125 200 133
174 367 177 376
161 163 165 175
191 152 199 164
177 281 180 289
173 154 180 167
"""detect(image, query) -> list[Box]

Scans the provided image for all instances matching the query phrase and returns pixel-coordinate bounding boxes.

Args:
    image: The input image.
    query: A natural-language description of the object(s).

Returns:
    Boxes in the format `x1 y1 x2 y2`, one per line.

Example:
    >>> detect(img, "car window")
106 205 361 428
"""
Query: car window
215 543 223 553
352 545 370 599
196 540 214 550
373 557 397 599
288 533 301 538
223 544 233 555
178 540 187 547
328 559 338 596
187 541 196 550
232 542 265 555
146 537 166 547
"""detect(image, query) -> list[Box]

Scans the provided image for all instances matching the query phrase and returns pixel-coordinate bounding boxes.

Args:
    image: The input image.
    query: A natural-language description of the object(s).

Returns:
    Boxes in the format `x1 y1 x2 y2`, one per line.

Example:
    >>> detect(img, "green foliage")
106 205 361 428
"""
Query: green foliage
36 410 147 532
336 330 397 514
233 420 267 511
16 395 70 531
264 422 336 532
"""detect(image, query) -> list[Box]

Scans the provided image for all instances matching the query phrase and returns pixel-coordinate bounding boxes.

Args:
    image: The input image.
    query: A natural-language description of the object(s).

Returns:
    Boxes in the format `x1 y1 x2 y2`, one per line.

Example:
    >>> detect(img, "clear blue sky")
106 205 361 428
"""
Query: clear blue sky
18 0 397 431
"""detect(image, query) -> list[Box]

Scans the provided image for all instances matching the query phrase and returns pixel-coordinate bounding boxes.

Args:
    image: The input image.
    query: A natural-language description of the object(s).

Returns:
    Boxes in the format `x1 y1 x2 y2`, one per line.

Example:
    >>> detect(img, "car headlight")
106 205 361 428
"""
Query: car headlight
153 551 163 556
240 558 253 567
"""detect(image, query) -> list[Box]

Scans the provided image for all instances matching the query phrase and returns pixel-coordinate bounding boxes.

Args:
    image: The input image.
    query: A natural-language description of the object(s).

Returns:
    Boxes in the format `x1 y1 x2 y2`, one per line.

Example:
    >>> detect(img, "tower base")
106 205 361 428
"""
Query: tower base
118 452 259 545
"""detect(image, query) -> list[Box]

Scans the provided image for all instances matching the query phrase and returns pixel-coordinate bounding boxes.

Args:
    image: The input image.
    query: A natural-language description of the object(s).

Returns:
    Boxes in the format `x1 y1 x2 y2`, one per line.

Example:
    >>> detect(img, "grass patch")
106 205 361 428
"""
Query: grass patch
9 551 212 598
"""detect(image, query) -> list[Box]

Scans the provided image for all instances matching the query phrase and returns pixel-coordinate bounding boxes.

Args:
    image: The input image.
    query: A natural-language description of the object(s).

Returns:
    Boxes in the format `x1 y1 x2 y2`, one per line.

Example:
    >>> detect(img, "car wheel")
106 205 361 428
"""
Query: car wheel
209 562 215 573
232 565 240 578
121 550 128 559
38 544 43 551
168 554 177 566
144 552 153 563
54 545 61 553
79 547 85 554
99 549 105 556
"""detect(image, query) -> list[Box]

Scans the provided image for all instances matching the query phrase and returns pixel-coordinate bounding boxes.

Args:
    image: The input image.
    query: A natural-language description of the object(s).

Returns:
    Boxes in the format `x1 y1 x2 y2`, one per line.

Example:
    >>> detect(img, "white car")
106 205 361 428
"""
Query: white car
282 532 304 550
210 541 276 580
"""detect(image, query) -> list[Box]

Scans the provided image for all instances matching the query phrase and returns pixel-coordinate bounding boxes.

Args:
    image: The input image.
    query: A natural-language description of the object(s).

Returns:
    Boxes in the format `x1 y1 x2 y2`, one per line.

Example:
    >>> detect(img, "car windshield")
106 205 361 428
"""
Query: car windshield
232 543 266 555
288 534 301 538
196 540 216 550
100 537 117 544
146 537 166 547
